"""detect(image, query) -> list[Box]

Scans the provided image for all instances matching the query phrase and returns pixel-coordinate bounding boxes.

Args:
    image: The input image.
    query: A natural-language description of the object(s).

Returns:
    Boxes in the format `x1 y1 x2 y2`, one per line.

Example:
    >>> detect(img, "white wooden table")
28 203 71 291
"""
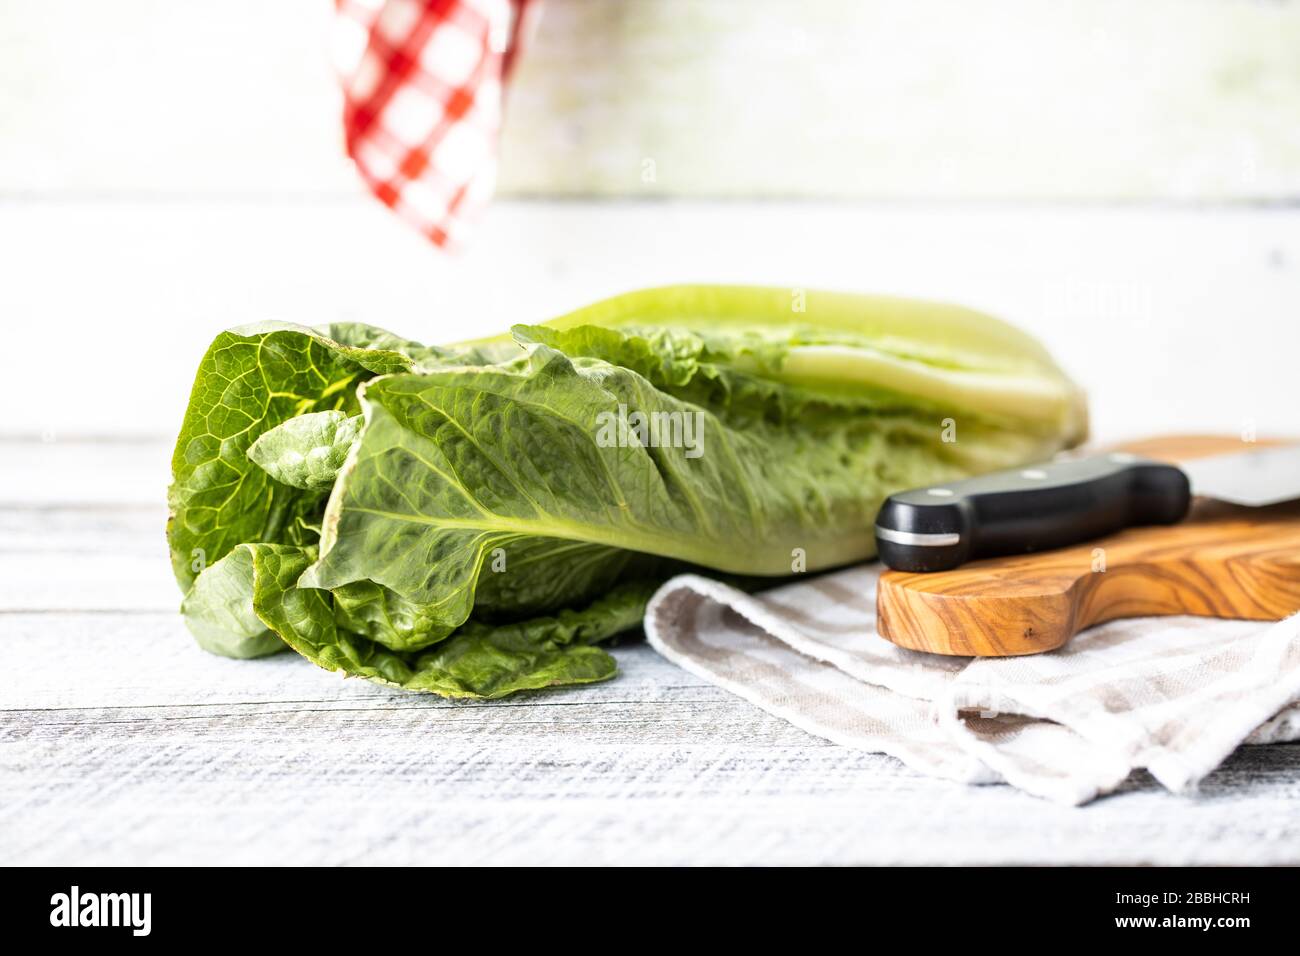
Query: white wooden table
5 0 1299 865
4 435 1299 866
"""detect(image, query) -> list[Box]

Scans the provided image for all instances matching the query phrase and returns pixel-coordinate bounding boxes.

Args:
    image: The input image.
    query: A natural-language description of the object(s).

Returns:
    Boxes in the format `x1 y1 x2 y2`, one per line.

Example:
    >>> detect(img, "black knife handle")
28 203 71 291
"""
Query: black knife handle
874 453 1191 572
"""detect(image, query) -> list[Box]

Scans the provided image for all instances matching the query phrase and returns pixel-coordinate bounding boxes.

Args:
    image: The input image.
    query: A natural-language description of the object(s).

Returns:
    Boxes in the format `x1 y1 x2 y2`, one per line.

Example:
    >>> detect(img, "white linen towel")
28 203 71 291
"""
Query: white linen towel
644 566 1300 805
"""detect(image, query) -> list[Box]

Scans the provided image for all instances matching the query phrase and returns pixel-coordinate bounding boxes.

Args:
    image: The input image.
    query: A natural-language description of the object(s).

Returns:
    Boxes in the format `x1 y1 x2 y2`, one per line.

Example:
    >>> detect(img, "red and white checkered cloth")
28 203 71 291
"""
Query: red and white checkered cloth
334 0 534 250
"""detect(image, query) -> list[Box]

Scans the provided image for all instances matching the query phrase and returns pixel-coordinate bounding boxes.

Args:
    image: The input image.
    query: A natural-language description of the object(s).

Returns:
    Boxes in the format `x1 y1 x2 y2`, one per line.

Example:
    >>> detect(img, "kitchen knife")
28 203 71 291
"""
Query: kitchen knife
874 442 1300 573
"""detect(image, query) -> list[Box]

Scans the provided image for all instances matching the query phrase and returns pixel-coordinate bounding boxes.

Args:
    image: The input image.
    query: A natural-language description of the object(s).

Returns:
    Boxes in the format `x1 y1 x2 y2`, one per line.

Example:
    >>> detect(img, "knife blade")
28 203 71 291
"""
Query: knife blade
874 442 1300 572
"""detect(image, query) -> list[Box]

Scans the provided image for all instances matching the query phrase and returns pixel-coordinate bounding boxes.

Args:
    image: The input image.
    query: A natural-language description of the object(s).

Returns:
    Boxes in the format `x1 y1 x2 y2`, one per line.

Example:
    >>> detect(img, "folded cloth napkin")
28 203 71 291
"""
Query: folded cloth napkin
334 0 536 249
645 567 1300 805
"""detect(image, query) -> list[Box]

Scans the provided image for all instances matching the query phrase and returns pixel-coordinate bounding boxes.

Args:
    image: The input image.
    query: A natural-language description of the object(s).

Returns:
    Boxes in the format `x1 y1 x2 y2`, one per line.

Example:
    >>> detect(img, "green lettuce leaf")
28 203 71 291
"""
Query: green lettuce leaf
182 543 636 698
166 321 488 591
247 410 363 492
178 545 285 659
167 324 394 592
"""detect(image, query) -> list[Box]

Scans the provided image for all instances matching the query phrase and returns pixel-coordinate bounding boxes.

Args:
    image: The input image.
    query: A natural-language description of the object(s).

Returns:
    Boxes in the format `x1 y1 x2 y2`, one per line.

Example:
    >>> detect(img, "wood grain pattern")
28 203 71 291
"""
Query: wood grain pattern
877 436 1300 656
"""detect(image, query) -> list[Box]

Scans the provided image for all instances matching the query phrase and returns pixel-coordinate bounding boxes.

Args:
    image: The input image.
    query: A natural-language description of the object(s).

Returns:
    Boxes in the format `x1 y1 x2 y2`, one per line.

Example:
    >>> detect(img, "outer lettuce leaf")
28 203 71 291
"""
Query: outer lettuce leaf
166 321 488 591
189 543 635 698
167 323 404 591
178 545 285 659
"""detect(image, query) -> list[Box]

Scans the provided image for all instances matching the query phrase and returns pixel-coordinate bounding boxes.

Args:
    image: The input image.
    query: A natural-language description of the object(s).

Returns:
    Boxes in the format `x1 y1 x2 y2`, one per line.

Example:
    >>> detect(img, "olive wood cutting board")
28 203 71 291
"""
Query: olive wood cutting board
876 435 1300 656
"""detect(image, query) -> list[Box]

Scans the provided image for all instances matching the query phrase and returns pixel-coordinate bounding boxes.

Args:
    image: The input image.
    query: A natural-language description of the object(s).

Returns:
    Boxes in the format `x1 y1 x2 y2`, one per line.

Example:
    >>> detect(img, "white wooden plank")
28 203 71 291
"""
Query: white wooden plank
0 556 174 613
0 440 168 506
2 202 1298 442
3 635 1298 865
0 503 174 610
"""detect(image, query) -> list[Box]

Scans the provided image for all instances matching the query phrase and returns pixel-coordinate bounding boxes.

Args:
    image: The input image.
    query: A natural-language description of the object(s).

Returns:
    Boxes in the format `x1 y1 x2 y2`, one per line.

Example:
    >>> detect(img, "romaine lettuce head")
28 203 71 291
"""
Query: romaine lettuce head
167 286 1085 697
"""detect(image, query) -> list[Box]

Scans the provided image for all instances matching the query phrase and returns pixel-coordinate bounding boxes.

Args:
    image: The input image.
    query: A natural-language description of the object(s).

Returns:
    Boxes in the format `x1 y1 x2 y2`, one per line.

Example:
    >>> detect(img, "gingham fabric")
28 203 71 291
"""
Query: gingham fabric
645 566 1300 805
334 0 533 249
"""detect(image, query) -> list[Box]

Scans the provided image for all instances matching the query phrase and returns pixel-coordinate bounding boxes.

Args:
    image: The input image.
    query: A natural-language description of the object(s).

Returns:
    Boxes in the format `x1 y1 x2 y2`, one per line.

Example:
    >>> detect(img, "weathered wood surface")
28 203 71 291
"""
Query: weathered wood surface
2 438 1298 865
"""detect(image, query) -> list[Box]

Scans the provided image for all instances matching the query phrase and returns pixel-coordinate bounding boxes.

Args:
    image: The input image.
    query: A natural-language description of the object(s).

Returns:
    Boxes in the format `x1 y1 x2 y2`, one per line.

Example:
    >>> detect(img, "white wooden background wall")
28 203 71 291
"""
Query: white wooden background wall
500 0 1300 199
6 1 1299 199
2 0 1299 865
